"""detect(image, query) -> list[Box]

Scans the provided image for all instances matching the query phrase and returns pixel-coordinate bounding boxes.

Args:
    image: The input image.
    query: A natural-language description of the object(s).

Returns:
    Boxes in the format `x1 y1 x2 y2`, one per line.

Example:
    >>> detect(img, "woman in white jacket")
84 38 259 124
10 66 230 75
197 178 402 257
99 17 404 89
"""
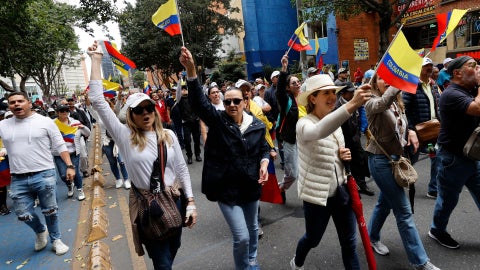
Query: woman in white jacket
290 74 371 270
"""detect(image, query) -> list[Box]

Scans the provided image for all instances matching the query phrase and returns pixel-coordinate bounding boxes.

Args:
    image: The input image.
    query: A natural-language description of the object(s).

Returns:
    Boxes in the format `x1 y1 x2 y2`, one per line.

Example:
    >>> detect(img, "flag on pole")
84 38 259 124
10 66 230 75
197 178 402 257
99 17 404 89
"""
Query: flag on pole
288 22 312 52
431 9 469 52
377 30 423 94
144 81 152 96
152 0 181 36
315 33 324 70
102 41 137 76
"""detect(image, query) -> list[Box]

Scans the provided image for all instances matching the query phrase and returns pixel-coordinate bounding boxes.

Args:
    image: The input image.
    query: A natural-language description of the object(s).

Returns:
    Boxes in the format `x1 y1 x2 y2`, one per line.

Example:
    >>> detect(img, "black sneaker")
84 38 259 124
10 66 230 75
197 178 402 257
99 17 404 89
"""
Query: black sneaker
358 186 375 196
428 229 459 249
427 191 437 199
0 205 11 216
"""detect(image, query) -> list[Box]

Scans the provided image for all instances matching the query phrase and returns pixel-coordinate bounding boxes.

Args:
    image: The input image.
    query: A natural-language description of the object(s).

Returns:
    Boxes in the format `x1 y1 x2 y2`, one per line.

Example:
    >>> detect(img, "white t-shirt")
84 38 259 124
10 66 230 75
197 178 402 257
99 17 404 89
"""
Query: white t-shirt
253 96 269 109
0 113 67 174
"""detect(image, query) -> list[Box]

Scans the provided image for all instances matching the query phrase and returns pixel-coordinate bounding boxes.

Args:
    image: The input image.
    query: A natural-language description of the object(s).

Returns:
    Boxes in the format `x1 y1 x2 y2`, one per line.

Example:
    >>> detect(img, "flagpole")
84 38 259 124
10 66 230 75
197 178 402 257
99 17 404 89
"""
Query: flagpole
174 0 185 47
369 24 404 84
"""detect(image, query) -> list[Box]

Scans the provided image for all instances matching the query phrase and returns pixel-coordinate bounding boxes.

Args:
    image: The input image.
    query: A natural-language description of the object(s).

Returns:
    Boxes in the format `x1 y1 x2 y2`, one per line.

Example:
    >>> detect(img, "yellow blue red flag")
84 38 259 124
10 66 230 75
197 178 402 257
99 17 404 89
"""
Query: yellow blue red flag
102 41 136 74
377 30 423 94
431 9 468 52
152 0 181 36
288 22 312 52
54 119 78 143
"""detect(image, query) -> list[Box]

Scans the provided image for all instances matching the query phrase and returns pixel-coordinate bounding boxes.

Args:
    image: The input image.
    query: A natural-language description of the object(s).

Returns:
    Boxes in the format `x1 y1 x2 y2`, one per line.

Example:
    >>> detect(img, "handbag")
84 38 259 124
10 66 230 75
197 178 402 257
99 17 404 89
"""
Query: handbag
463 125 480 160
415 119 440 146
369 130 417 188
132 142 182 241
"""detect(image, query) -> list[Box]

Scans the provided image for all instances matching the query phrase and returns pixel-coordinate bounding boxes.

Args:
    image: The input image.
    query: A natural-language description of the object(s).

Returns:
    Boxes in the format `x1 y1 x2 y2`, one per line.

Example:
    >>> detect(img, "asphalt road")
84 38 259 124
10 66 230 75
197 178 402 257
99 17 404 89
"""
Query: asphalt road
171 152 480 270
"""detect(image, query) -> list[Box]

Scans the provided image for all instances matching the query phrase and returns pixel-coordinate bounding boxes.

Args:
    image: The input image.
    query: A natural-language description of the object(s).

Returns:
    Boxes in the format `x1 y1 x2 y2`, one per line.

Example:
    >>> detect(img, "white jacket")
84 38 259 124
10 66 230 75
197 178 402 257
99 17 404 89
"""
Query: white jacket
296 108 350 206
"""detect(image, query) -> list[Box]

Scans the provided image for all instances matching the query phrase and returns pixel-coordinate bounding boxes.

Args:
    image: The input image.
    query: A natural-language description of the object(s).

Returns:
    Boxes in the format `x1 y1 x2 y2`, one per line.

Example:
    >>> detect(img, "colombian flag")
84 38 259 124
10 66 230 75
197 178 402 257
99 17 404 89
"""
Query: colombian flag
288 22 312 52
315 33 324 70
152 0 181 36
431 9 468 52
54 119 78 143
377 30 423 94
102 41 137 73
143 82 152 96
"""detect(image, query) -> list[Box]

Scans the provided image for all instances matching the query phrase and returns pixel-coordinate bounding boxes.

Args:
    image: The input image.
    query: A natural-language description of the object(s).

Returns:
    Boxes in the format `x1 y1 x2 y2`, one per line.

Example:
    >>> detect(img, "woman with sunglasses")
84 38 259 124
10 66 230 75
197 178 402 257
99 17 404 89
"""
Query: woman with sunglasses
365 73 439 270
86 41 197 270
180 46 269 270
52 103 90 201
276 54 302 203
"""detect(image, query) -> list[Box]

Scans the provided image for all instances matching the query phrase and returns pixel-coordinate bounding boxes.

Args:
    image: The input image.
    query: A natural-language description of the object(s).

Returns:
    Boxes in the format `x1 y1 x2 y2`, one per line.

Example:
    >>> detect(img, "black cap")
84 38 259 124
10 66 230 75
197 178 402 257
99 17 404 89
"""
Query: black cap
56 104 69 111
447 56 473 76
337 81 356 93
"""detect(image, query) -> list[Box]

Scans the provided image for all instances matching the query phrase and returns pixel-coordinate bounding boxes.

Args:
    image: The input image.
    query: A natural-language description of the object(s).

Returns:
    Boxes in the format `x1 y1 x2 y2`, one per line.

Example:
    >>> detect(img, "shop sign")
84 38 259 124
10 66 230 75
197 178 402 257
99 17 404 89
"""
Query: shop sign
397 0 436 24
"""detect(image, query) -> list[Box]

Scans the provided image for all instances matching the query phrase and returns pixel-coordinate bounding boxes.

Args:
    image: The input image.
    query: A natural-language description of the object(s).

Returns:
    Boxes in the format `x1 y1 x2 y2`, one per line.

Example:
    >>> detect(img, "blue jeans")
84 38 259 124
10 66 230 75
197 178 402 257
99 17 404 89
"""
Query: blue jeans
367 154 428 266
427 155 441 193
294 199 359 269
9 168 62 242
142 199 182 270
218 200 259 270
279 142 298 190
102 141 129 180
54 154 83 189
431 147 480 232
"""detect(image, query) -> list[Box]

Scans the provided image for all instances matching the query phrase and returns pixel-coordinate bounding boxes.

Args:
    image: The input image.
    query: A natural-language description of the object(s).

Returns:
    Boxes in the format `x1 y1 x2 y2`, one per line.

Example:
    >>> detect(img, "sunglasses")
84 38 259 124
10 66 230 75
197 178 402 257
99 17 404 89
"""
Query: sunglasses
131 104 155 115
57 109 69 113
223 98 243 106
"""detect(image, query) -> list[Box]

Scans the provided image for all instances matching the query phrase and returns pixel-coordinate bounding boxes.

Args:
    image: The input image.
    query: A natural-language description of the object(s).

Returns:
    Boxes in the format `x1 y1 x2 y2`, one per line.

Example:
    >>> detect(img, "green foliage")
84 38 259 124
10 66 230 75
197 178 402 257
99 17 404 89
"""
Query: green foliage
210 50 245 83
132 70 146 88
297 0 414 55
0 0 79 98
118 0 243 78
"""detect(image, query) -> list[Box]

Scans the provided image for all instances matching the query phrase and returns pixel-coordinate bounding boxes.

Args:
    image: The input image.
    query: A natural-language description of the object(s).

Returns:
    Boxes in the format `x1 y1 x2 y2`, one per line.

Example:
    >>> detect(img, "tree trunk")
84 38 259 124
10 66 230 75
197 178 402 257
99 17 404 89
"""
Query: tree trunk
0 79 13 92
19 76 27 93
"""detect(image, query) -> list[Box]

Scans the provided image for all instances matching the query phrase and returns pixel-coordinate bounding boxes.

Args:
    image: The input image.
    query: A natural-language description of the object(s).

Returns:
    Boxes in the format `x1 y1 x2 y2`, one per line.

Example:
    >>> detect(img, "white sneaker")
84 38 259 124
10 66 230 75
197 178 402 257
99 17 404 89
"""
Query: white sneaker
67 183 74 197
123 179 131 189
290 257 304 270
52 239 69 255
414 261 441 270
34 227 48 251
371 241 390 256
77 189 85 201
115 179 123 189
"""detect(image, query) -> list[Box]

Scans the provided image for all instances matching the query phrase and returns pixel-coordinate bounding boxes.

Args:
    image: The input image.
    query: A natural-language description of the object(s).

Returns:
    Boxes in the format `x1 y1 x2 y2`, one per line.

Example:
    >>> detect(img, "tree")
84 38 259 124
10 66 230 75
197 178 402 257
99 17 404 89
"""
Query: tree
0 0 79 99
210 50 246 83
132 70 146 89
118 0 243 83
299 0 414 57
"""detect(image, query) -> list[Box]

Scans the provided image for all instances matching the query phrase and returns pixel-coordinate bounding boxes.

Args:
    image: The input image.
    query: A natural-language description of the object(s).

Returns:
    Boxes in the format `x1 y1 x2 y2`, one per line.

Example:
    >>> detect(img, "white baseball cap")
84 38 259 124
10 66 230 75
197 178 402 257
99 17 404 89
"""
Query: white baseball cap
270 71 280 80
125 93 155 108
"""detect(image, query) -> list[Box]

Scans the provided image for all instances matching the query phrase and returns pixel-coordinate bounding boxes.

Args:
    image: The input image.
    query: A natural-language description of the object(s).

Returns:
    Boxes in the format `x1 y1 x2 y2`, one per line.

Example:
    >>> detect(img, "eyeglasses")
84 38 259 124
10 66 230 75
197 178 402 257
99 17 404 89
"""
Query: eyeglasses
223 98 243 106
57 109 69 113
131 104 155 115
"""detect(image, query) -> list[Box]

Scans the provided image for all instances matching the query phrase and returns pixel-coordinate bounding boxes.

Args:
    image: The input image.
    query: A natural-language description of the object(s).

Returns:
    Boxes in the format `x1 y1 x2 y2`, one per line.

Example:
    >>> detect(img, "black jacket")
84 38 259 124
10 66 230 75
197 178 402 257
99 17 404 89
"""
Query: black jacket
187 78 269 204
276 71 299 144
402 80 441 130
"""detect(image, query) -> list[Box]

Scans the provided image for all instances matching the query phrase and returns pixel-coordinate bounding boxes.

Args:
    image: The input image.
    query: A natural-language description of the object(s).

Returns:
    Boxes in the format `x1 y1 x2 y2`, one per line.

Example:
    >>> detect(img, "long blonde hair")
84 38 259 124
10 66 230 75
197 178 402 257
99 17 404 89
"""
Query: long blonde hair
126 108 172 151
369 73 405 111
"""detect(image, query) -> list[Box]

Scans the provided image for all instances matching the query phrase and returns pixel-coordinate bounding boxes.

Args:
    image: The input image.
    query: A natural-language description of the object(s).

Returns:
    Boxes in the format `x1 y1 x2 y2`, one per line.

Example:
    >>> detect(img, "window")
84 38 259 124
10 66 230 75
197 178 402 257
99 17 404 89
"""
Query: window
454 11 480 49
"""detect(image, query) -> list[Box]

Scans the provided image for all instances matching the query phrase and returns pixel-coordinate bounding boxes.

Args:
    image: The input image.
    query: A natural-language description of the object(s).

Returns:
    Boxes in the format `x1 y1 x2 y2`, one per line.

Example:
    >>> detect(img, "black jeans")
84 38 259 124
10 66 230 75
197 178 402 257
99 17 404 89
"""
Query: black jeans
183 119 201 158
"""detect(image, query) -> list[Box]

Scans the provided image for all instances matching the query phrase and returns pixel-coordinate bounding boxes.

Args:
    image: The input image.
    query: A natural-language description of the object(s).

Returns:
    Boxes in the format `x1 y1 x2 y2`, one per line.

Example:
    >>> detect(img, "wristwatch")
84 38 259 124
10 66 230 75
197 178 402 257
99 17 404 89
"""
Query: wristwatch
66 164 75 169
